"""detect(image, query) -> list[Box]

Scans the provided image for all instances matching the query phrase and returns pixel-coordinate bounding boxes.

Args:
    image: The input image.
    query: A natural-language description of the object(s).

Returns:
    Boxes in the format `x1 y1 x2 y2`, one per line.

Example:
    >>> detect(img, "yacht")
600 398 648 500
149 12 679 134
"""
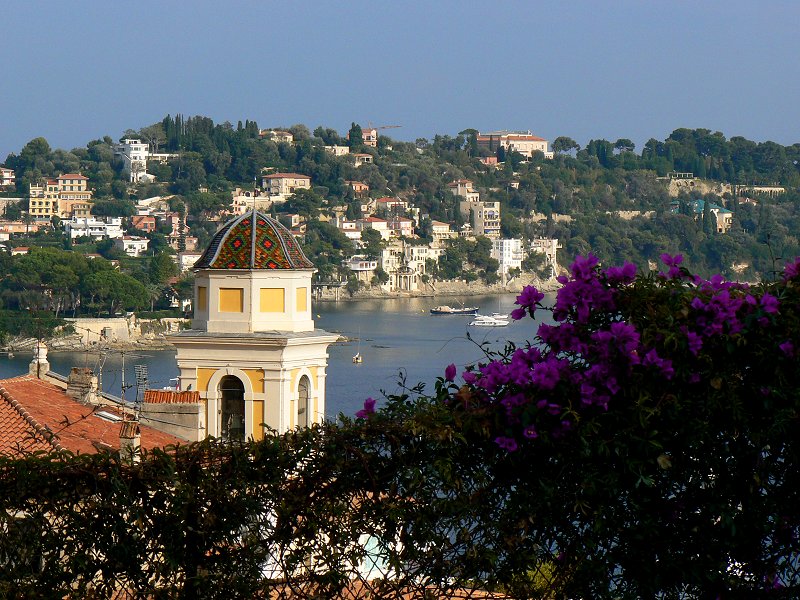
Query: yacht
469 314 510 327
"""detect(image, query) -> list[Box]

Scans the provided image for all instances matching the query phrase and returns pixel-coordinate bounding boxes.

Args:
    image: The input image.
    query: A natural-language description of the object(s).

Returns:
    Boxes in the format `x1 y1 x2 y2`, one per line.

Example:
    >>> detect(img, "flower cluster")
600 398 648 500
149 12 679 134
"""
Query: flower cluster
440 253 798 452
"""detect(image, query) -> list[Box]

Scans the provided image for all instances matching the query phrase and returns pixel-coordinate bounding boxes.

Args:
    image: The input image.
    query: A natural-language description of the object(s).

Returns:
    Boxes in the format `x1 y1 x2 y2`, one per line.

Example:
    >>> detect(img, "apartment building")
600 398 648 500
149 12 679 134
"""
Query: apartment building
260 173 311 200
0 167 15 189
29 174 93 220
491 238 525 275
477 131 554 159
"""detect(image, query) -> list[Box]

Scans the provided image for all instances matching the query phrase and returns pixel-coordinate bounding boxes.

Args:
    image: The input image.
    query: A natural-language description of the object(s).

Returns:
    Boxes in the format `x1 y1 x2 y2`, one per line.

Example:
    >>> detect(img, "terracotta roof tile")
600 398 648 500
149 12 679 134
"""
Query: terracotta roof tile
143 389 201 404
0 375 182 456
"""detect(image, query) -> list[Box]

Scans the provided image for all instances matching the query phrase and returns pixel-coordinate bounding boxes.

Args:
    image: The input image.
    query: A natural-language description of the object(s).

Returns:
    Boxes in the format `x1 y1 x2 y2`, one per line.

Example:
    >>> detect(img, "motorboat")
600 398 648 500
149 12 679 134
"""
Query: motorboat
352 352 363 364
430 305 479 315
469 315 510 327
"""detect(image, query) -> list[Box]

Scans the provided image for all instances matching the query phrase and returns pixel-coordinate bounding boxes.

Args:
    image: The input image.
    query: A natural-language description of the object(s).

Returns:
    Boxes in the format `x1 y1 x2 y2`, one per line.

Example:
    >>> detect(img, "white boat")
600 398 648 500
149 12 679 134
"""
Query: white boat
469 315 510 327
352 352 363 364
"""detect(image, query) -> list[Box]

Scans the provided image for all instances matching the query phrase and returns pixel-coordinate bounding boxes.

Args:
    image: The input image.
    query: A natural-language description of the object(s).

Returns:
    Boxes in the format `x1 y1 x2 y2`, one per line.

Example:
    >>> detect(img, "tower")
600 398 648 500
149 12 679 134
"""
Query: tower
169 210 339 441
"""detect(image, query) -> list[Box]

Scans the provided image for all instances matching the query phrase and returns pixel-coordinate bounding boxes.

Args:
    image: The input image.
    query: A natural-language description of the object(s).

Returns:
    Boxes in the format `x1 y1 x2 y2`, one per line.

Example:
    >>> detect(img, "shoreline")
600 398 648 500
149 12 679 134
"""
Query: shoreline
315 275 559 302
4 277 560 354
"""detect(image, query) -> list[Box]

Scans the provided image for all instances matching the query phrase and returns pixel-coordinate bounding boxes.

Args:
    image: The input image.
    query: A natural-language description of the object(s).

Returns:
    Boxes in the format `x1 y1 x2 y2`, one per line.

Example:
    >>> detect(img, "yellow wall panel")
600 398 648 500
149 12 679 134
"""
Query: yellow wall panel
219 288 244 312
296 287 308 312
260 288 285 312
197 368 216 392
252 400 265 441
197 286 207 311
243 369 265 394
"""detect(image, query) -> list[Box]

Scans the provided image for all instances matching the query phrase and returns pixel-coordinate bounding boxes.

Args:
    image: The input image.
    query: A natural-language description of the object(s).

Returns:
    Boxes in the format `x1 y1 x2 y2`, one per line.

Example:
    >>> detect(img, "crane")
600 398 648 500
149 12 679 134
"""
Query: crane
366 123 402 131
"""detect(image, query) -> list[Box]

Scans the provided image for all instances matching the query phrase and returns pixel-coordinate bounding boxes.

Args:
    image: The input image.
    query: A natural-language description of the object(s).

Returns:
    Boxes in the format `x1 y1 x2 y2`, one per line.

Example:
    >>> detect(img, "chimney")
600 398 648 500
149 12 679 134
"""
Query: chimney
66 367 99 404
28 341 50 378
119 420 141 464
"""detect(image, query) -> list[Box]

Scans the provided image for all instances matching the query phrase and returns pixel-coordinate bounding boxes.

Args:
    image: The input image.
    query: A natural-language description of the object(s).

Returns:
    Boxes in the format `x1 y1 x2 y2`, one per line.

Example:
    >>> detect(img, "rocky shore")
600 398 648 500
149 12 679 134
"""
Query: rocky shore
317 274 559 302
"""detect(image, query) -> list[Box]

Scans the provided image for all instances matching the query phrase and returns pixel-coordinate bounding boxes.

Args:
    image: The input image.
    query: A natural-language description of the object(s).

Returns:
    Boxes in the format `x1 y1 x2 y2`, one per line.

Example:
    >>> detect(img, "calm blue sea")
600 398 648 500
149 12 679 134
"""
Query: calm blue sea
0 293 555 419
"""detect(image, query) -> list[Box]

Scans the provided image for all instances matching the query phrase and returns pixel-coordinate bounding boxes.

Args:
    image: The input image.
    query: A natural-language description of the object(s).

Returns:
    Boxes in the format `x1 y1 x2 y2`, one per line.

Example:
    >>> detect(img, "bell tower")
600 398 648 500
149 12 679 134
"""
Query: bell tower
169 210 338 441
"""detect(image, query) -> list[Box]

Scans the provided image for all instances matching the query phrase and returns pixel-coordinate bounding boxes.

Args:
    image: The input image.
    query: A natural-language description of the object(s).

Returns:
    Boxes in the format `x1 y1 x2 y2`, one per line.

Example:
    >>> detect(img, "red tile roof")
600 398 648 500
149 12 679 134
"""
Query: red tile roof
0 375 182 456
143 389 201 404
57 173 89 180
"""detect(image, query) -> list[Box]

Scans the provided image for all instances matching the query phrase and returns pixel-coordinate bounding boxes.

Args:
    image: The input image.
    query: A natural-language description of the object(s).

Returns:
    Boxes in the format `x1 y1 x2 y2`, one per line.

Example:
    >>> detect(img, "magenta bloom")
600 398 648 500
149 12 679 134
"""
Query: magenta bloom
760 293 779 314
355 397 376 419
444 363 457 381
779 340 794 357
604 261 637 284
513 286 545 319
783 257 800 280
523 425 538 439
494 436 518 452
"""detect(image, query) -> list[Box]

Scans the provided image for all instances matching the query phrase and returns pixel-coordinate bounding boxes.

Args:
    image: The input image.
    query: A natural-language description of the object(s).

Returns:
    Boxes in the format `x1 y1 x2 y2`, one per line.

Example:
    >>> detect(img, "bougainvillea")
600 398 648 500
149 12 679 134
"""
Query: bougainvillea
441 253 796 454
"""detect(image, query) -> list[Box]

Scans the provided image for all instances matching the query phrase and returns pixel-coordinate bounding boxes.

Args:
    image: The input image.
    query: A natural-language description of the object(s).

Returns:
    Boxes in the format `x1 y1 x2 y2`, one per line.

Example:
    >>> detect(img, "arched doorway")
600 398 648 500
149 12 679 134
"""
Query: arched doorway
220 375 245 441
297 375 310 428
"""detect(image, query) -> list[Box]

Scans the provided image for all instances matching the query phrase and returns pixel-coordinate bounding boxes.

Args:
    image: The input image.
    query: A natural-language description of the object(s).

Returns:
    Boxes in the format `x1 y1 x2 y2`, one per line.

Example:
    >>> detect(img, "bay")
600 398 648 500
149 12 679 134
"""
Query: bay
0 293 555 420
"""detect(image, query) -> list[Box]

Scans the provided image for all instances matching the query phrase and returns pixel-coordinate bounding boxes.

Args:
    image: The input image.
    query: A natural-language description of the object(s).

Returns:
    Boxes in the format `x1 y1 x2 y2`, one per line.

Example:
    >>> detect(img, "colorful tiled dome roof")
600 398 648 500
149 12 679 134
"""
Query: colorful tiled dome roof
194 210 314 270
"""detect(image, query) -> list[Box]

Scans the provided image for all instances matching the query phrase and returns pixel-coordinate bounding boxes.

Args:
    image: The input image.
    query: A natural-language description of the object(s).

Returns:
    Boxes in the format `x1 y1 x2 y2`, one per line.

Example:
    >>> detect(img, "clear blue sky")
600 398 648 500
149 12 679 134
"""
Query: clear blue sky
2 1 799 160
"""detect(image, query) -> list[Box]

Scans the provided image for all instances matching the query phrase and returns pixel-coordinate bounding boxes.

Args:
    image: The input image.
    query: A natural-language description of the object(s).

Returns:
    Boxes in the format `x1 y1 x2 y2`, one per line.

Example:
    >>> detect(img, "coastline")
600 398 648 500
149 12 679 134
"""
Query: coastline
316 274 559 302
4 276 559 354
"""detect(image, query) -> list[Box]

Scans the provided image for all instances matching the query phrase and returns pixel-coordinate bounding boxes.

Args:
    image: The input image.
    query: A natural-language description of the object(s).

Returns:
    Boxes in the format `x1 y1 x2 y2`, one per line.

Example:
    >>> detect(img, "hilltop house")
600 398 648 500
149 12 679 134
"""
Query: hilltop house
477 130 554 159
670 199 733 234
260 172 311 201
112 139 178 182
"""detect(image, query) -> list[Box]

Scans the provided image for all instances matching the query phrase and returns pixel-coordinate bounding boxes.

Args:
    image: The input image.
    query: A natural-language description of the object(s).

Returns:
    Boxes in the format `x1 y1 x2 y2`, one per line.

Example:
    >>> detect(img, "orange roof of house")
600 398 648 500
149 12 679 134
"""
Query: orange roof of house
143 389 201 404
58 173 89 180
376 197 404 203
0 375 182 456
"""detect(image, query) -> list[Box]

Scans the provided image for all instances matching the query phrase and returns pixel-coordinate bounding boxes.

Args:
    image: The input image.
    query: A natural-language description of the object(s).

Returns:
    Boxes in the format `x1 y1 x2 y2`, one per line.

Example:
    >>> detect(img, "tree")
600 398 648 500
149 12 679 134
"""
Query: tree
149 252 178 285
360 228 384 260
614 138 636 153
348 123 363 151
552 136 580 154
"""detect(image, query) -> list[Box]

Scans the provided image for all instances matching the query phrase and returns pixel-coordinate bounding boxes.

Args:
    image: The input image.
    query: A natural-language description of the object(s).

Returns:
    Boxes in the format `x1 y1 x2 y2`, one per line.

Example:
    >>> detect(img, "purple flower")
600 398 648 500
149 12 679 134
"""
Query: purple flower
523 425 538 439
604 261 637 284
444 363 457 381
494 436 518 452
783 257 800 280
643 348 674 380
779 340 794 357
760 293 779 314
513 286 545 319
684 329 703 356
355 397 376 419
462 371 477 385
660 253 683 267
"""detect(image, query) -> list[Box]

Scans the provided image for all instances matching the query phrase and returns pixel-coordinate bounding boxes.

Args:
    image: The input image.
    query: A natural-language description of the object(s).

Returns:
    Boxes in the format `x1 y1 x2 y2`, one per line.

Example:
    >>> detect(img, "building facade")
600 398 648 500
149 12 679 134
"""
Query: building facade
477 131 554 159
260 173 311 201
169 210 338 440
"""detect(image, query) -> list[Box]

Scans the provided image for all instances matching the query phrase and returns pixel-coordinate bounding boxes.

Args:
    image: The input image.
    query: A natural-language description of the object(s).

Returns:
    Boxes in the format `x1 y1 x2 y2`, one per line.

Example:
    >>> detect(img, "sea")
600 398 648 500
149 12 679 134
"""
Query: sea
0 293 556 420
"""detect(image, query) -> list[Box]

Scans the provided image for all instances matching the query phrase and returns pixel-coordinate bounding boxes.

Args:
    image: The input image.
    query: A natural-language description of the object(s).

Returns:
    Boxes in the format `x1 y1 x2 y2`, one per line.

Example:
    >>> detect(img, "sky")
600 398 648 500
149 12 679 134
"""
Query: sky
2 1 799 160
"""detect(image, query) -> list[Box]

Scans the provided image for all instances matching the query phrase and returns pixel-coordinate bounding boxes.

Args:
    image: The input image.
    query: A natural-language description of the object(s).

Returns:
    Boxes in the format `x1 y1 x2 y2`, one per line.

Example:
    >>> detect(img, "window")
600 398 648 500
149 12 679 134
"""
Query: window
296 287 307 312
197 286 207 311
219 288 244 313
260 288 285 312
297 375 310 428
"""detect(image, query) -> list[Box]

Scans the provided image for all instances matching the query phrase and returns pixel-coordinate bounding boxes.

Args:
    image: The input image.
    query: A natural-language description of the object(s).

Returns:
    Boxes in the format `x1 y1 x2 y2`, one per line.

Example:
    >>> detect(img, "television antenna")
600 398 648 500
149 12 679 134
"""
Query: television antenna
134 364 149 408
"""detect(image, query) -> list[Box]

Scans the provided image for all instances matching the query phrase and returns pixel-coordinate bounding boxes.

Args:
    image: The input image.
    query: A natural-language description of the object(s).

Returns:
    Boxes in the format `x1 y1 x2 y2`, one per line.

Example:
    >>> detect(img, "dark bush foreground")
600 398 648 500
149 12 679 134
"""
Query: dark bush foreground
2 255 800 598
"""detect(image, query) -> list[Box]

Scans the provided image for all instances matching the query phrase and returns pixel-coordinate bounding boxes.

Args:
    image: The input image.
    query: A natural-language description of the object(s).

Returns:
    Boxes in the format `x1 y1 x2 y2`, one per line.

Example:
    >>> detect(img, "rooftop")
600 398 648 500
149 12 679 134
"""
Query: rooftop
0 375 181 456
